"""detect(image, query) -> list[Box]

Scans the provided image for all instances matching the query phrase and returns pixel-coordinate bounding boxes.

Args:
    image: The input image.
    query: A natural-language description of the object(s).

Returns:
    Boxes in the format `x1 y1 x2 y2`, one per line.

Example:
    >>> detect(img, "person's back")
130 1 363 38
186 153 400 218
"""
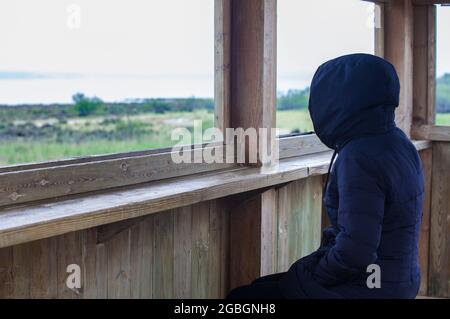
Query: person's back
227 54 424 299
319 128 423 298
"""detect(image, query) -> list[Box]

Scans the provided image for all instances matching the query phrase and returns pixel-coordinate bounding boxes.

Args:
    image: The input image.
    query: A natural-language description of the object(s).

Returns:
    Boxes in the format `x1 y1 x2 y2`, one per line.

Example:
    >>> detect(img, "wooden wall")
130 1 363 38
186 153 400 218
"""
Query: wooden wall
428 142 450 298
0 199 229 299
0 175 325 299
0 157 441 298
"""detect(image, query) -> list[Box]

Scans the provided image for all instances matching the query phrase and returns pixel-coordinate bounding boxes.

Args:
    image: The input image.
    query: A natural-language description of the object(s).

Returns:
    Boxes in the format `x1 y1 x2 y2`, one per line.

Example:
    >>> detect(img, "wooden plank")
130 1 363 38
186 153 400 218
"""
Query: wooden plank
80 227 105 299
384 0 414 136
29 237 58 298
0 141 430 250
153 212 174 298
106 226 131 299
218 199 229 297
413 5 436 126
191 202 210 298
11 243 32 298
260 189 277 276
0 133 326 208
0 152 333 249
0 145 234 207
130 216 154 299
0 246 13 298
228 194 262 289
94 236 108 298
56 232 82 298
276 184 289 272
276 177 322 272
429 142 450 298
412 125 450 141
208 200 229 298
279 134 329 159
419 148 432 296
214 0 231 132
173 206 192 298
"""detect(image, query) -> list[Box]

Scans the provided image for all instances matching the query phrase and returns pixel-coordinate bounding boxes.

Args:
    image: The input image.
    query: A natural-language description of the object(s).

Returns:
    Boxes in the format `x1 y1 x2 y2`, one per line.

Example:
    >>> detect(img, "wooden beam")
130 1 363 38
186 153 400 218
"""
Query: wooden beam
0 152 332 249
384 0 414 136
0 145 235 207
412 125 450 141
229 0 276 168
413 4 436 126
214 0 231 132
0 134 326 208
227 0 277 290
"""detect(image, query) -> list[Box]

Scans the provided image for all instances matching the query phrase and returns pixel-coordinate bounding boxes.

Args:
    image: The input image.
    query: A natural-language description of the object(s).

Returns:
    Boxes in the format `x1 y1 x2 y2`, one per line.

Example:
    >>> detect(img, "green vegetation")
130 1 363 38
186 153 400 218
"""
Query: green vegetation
71 93 104 117
0 73 449 166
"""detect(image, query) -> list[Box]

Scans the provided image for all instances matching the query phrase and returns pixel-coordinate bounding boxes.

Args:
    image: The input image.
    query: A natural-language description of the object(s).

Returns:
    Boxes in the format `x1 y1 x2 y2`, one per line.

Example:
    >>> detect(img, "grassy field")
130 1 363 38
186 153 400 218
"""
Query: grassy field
0 109 214 165
0 107 449 166
436 112 450 125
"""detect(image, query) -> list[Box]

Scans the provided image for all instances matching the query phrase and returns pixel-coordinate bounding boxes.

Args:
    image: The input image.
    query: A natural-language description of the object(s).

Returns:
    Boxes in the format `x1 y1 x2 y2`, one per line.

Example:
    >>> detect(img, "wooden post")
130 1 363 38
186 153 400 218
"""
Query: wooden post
412 4 436 296
227 0 277 290
384 0 414 136
413 4 436 127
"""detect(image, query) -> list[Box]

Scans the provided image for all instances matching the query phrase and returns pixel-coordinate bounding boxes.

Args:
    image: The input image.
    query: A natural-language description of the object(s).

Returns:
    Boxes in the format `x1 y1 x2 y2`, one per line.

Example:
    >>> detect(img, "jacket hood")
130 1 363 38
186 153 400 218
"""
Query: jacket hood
308 54 400 150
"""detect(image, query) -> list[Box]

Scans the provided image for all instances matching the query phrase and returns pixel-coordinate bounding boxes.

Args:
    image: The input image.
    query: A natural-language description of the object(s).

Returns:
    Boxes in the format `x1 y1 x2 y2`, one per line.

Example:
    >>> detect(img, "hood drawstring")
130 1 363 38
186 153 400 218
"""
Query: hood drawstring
323 147 339 198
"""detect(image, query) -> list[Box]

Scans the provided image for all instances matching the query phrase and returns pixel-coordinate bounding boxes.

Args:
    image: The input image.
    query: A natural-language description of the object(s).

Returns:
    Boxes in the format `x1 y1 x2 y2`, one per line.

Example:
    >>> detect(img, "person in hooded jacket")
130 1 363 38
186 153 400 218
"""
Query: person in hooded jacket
227 54 424 299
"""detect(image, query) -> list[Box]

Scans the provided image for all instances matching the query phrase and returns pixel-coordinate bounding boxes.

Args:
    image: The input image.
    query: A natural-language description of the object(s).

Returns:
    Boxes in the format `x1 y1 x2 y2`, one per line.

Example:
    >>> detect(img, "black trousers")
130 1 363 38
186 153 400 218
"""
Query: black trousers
226 272 287 299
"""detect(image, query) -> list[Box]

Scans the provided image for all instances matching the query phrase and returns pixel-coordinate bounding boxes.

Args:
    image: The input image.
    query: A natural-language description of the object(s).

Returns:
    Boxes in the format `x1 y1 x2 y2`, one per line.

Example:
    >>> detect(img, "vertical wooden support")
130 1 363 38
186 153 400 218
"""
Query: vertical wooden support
215 0 231 132
384 0 414 136
429 142 450 298
229 0 276 167
418 148 432 296
413 4 436 127
411 4 436 296
227 0 277 290
375 2 385 58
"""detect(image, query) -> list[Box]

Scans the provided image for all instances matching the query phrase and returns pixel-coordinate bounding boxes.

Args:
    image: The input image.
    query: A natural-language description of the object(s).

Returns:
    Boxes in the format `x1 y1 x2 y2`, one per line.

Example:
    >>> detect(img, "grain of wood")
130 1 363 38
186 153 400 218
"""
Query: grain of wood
29 237 57 298
214 0 231 132
191 202 210 298
0 246 13 298
429 142 450 298
412 125 450 142
418 148 432 296
0 152 332 249
80 228 103 298
260 189 277 276
106 226 131 299
11 243 32 298
413 5 436 126
56 232 82 298
384 0 414 136
173 206 192 298
153 212 174 298
228 195 262 290
130 216 154 299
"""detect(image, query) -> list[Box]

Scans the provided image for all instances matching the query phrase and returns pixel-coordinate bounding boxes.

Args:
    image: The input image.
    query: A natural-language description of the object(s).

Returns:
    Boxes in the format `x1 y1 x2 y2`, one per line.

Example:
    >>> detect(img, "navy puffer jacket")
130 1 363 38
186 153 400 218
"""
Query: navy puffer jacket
280 54 424 299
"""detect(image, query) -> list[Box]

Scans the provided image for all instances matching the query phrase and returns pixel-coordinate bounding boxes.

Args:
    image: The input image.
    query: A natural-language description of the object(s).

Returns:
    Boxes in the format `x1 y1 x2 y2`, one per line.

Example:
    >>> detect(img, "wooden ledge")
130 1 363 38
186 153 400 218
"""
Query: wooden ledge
0 140 430 249
0 151 332 248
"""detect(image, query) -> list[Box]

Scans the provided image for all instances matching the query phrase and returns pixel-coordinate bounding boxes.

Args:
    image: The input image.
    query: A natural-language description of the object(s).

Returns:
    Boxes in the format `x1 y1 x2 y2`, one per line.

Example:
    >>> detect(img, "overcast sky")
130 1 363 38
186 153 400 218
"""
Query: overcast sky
0 0 448 102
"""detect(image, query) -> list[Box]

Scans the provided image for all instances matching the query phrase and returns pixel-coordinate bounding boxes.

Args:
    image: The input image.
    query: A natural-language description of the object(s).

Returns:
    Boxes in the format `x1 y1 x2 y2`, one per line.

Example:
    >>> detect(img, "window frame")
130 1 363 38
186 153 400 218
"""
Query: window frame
0 0 388 208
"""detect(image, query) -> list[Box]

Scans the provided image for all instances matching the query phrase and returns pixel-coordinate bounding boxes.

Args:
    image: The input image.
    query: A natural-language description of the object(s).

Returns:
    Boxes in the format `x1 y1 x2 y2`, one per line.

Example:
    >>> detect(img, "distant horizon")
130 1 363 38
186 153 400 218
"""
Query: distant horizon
0 70 449 105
